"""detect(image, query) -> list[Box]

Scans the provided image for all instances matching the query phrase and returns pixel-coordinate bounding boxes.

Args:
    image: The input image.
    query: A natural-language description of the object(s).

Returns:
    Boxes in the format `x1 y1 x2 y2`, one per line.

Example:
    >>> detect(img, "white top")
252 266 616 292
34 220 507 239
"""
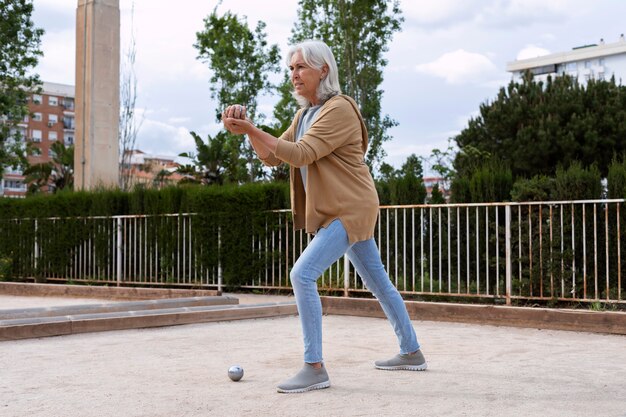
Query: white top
295 104 323 190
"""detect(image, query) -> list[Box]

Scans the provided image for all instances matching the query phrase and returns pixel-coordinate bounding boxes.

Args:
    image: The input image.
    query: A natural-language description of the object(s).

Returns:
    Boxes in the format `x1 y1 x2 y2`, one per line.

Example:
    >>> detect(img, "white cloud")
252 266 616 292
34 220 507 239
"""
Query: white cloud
188 61 212 80
401 0 481 26
36 29 75 84
516 45 551 60
477 0 585 28
456 111 480 130
167 117 192 125
415 49 498 84
135 119 195 157
384 135 456 170
401 0 585 29
35 0 75 10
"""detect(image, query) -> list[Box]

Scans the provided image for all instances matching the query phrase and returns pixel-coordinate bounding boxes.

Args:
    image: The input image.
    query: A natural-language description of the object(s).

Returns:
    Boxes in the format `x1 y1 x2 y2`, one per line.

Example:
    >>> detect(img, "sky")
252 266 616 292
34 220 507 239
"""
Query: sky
31 0 626 172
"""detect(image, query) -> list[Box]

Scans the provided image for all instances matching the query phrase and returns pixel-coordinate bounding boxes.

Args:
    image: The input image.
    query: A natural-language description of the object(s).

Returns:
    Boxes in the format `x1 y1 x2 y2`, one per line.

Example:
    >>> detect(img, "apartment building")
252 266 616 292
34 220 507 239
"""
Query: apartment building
121 149 186 189
0 82 75 198
506 35 626 84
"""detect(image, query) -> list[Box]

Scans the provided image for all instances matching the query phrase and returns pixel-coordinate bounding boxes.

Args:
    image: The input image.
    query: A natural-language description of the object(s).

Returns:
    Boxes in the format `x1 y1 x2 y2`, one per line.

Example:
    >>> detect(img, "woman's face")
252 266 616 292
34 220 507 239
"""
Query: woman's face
289 50 327 105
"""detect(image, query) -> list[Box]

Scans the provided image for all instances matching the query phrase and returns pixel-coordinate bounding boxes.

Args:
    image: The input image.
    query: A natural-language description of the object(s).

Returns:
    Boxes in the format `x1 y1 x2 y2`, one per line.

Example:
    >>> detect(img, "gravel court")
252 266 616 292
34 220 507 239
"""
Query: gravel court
1 311 626 417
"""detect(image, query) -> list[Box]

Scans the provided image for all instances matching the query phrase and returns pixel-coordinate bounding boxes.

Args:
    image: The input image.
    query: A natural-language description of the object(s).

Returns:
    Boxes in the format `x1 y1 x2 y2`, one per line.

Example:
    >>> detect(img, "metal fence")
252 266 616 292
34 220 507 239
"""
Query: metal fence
1 199 624 305
1 214 221 288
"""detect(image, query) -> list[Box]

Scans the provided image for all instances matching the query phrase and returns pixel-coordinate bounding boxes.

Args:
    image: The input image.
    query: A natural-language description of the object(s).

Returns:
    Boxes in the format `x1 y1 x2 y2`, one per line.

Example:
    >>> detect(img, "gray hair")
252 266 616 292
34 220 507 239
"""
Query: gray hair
286 40 341 108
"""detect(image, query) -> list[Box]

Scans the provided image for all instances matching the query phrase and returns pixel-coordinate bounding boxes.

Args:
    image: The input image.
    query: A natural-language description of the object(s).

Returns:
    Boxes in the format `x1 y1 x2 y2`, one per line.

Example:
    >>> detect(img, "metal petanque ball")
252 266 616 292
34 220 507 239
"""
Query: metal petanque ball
228 365 244 382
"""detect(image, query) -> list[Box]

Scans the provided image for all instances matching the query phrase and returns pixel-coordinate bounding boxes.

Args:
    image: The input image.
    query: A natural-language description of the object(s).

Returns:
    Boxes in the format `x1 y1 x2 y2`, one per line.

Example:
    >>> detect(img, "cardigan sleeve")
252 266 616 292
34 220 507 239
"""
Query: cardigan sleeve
259 152 283 167
274 98 360 168
259 111 300 167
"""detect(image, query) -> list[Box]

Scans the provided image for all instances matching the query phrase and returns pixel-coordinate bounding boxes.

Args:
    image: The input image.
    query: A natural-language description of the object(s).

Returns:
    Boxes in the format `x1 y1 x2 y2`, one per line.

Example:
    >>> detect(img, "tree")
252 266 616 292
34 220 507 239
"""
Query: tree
454 72 626 179
194 9 280 183
259 71 298 182
177 131 232 186
607 154 626 199
290 0 403 172
119 1 143 191
426 137 457 192
393 154 427 204
374 161 395 204
0 0 43 180
23 141 74 194
374 154 426 204
450 158 512 203
428 183 446 204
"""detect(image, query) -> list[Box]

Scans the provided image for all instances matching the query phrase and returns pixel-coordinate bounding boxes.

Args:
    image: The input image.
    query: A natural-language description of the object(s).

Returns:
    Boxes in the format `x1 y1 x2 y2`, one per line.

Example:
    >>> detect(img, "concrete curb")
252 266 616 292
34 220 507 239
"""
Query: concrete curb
0 295 238 320
0 302 297 341
321 297 626 335
0 282 220 300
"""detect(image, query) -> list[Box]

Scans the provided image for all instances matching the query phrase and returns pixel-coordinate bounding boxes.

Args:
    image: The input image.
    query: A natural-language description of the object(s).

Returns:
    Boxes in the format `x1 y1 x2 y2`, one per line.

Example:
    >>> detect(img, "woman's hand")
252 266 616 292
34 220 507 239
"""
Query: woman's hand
222 104 254 135
221 104 278 158
222 104 247 120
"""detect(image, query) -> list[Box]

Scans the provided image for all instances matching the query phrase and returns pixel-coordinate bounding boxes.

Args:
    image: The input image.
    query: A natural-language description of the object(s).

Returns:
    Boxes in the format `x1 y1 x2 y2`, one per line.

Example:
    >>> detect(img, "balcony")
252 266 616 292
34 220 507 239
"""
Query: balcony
63 119 75 130
62 100 75 111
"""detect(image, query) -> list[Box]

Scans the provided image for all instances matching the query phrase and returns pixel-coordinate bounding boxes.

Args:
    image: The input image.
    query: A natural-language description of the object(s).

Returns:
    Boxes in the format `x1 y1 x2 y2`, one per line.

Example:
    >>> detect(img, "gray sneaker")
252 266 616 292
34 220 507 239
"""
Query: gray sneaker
375 350 428 371
277 363 331 393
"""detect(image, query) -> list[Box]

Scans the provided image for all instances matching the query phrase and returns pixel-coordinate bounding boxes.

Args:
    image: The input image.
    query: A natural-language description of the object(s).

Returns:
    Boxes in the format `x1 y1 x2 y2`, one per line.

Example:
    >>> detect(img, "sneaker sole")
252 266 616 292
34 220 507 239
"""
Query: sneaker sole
375 363 427 371
276 381 331 393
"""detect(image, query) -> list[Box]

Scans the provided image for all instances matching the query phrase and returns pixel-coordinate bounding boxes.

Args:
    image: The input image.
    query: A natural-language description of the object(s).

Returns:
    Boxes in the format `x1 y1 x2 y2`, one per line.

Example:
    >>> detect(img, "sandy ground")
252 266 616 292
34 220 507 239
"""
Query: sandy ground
1 294 626 417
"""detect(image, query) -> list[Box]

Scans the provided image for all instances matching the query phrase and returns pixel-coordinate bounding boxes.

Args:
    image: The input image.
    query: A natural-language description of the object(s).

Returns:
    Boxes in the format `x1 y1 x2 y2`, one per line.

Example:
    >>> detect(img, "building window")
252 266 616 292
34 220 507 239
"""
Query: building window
32 94 42 104
31 129 42 142
48 96 58 106
49 131 58 141
48 114 58 126
63 98 75 111
3 166 23 176
531 64 556 76
566 62 577 72
4 180 26 190
64 134 74 145
63 116 75 129
33 112 42 121
48 149 56 158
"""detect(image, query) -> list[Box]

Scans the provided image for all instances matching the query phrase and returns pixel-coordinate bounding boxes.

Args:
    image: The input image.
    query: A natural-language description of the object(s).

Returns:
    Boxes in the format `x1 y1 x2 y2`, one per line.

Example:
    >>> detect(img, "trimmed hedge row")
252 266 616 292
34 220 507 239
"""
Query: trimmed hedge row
0 183 289 219
452 156 626 203
0 183 290 287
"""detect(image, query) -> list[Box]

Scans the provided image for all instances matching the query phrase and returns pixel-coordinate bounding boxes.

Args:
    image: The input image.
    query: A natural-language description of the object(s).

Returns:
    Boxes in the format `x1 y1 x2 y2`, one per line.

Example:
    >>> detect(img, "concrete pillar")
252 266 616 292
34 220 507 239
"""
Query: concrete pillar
74 0 120 190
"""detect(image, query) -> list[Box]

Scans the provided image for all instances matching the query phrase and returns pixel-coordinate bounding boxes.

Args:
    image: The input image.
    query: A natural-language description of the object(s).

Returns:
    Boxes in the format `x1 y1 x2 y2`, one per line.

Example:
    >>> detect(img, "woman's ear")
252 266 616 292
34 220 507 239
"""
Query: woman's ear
321 65 329 80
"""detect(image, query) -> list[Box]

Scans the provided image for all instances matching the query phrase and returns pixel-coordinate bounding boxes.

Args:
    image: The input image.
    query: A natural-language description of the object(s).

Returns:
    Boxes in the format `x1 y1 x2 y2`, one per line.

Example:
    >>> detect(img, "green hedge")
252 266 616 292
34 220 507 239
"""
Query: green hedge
554 162 602 201
607 154 626 199
509 161 603 202
451 159 513 203
0 183 289 287
0 182 289 218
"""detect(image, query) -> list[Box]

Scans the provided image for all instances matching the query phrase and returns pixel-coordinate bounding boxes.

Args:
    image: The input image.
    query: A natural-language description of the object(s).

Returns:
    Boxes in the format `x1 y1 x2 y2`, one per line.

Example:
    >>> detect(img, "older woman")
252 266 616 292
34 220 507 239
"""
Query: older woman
222 40 426 394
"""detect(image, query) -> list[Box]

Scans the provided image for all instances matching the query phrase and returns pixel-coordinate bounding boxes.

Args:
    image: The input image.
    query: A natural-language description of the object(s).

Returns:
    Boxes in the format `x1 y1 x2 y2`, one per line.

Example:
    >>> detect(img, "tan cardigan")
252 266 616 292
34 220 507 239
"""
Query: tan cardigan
260 95 379 244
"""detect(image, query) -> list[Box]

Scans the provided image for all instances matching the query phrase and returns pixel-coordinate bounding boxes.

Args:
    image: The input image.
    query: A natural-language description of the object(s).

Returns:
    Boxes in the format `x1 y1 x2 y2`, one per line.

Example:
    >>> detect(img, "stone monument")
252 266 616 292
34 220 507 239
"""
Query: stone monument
74 0 120 190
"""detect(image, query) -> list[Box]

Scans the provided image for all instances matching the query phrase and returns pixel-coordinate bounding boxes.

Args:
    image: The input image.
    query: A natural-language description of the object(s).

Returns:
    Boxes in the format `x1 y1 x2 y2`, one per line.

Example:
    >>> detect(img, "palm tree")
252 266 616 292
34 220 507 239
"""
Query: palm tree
23 142 74 194
178 131 229 185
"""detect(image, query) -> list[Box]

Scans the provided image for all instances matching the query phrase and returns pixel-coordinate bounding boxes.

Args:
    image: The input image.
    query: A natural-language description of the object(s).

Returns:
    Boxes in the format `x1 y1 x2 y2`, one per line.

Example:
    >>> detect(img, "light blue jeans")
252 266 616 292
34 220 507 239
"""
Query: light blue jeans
290 219 421 363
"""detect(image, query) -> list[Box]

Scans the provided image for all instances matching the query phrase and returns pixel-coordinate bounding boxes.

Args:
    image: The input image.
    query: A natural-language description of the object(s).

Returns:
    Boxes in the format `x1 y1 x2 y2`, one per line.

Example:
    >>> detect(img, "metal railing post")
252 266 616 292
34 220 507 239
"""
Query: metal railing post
343 255 350 297
33 219 38 272
217 226 223 294
116 217 122 287
505 204 512 305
